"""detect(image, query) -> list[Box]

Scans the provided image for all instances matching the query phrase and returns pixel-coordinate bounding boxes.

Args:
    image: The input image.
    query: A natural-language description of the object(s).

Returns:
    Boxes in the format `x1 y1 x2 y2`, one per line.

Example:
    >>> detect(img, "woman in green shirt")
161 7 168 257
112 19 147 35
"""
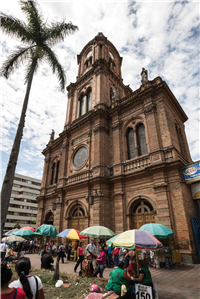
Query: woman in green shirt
133 259 153 287
106 261 135 298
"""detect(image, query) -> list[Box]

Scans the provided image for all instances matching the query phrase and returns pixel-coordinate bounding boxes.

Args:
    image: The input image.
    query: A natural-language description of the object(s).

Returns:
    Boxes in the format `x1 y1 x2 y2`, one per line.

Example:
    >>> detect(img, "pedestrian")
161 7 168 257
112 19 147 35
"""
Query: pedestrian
113 247 119 268
86 239 96 260
67 241 72 261
46 241 52 254
58 243 65 263
41 253 54 271
141 249 150 266
98 241 104 255
107 245 113 268
29 240 34 254
9 257 45 299
125 249 136 264
124 249 130 269
52 242 57 256
74 242 84 273
0 241 7 261
74 241 79 261
20 246 26 258
1 262 26 299
96 246 107 278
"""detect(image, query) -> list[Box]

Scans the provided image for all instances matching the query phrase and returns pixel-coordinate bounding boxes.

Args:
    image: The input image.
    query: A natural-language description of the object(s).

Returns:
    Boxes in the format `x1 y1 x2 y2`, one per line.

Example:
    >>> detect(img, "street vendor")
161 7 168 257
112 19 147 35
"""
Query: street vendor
133 259 153 288
105 261 135 298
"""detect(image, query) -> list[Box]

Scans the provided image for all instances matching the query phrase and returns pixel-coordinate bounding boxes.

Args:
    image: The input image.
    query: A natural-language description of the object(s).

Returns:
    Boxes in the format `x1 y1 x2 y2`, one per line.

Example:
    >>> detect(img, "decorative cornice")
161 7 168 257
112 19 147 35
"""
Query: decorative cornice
93 122 110 134
142 103 157 117
111 121 123 131
153 182 168 189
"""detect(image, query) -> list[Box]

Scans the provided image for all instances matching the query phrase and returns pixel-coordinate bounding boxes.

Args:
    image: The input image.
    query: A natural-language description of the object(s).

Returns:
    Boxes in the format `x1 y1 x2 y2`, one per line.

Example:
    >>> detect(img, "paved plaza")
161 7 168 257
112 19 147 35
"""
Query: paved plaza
26 254 200 299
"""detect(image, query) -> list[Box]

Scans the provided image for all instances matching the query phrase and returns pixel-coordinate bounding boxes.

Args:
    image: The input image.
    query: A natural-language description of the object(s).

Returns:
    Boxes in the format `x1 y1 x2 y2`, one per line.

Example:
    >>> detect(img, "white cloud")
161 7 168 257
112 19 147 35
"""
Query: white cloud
0 0 199 184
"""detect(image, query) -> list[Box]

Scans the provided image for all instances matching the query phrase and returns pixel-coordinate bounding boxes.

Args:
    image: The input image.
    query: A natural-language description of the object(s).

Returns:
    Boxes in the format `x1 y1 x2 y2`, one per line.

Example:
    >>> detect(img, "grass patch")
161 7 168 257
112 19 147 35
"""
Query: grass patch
10 265 108 299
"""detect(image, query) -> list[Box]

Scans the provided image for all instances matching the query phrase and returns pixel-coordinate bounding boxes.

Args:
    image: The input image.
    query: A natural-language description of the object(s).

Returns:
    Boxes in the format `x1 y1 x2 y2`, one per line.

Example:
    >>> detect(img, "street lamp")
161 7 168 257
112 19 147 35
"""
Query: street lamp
88 195 94 205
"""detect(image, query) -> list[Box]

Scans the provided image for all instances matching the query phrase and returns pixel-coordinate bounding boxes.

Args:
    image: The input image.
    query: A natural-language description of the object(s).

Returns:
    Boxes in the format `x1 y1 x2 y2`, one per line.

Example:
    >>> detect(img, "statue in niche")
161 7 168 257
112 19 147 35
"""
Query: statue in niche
141 68 148 85
49 129 55 142
111 85 120 102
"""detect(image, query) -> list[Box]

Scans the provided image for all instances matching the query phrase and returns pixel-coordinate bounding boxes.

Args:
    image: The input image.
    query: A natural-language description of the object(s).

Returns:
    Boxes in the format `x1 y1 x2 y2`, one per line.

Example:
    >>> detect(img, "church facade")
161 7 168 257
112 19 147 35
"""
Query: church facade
36 33 197 263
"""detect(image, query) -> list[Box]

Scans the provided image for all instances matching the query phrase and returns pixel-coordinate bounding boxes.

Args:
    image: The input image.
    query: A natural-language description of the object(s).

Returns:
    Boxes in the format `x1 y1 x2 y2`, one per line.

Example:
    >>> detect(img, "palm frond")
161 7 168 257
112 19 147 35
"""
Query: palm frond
42 44 66 91
1 46 35 78
44 21 78 46
0 12 33 43
20 0 44 44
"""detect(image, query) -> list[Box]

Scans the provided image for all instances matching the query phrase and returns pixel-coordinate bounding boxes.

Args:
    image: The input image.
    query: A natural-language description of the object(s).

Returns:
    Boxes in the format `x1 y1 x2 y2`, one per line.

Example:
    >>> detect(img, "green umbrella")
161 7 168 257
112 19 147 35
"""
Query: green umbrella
13 229 35 237
139 223 174 239
80 225 115 238
36 224 58 237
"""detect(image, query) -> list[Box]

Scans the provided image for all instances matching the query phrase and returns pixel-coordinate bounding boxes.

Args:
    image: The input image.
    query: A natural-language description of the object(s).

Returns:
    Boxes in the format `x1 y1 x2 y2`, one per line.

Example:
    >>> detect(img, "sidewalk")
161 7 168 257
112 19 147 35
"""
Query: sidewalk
27 254 200 299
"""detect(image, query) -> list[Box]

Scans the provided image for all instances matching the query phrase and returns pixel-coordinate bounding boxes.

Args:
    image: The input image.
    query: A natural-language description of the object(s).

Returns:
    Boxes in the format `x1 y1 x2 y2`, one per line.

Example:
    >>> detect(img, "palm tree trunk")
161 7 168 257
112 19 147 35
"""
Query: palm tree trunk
1 59 37 236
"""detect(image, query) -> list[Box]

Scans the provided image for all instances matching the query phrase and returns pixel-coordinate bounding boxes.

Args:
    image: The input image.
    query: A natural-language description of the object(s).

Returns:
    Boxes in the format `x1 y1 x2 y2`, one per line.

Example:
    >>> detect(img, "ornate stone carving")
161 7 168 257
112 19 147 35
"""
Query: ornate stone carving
142 104 157 116
111 85 120 102
71 133 89 146
93 122 109 134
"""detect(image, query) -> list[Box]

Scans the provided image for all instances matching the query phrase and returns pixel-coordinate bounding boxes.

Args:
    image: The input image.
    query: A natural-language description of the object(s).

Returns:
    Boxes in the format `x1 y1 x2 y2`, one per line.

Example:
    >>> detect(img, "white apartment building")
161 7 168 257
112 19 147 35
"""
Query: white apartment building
5 173 41 231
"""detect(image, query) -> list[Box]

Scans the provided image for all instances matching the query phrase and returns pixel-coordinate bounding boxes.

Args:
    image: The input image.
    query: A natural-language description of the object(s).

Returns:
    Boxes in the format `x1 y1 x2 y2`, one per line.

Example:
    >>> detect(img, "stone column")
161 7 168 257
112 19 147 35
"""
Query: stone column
77 100 80 118
113 192 125 234
143 103 160 152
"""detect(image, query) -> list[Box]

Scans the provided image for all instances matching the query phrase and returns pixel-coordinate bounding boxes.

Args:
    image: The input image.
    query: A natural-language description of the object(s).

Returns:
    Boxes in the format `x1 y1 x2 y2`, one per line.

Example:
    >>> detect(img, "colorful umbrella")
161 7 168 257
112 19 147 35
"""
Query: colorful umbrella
36 224 58 237
58 229 87 240
4 229 20 236
20 227 36 232
2 236 24 243
108 229 163 249
13 229 35 237
139 223 174 239
80 226 116 238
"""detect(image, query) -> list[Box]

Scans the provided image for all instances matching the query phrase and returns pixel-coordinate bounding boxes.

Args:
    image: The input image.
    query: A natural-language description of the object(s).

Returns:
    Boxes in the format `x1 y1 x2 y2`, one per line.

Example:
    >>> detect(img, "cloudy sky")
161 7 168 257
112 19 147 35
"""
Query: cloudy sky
0 0 199 184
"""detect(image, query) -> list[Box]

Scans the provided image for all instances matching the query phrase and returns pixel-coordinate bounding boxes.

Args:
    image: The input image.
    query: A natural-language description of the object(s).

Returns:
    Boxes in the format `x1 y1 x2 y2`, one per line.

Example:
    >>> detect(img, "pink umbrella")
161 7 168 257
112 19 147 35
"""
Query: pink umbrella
20 227 35 232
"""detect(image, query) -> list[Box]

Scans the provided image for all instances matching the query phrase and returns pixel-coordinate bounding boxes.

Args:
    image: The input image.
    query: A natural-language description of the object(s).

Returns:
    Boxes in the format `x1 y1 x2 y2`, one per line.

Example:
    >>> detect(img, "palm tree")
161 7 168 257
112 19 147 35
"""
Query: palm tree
1 0 78 234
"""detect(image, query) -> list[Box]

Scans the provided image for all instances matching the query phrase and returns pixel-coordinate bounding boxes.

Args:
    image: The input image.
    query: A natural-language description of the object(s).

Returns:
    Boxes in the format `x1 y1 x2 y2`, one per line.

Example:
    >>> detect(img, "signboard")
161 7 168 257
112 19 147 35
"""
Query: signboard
135 284 153 299
182 162 200 181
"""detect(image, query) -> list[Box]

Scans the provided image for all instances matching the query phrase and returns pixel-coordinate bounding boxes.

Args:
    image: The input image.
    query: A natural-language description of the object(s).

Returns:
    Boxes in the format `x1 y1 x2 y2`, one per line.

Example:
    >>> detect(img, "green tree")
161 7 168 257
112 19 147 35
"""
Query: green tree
32 219 36 224
0 0 78 234
13 221 21 229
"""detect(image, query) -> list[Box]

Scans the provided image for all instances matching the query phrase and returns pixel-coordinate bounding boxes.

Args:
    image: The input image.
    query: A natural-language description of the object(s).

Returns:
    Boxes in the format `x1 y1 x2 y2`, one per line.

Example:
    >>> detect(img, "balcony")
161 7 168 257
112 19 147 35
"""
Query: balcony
67 170 93 185
123 155 151 173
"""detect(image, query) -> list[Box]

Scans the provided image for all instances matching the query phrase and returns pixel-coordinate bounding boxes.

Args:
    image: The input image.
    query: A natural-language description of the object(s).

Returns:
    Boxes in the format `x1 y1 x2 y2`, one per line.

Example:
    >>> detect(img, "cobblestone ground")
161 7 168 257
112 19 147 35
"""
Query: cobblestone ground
27 254 200 299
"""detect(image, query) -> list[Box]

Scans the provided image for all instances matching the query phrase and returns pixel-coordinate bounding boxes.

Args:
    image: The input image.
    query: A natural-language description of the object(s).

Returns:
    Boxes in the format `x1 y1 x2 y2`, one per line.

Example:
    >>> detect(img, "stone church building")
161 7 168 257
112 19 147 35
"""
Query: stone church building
36 33 197 262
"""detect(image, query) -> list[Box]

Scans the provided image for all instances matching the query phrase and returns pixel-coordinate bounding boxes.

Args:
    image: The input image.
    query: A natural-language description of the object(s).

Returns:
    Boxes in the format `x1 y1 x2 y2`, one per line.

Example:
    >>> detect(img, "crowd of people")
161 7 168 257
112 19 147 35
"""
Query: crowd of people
1 238 154 299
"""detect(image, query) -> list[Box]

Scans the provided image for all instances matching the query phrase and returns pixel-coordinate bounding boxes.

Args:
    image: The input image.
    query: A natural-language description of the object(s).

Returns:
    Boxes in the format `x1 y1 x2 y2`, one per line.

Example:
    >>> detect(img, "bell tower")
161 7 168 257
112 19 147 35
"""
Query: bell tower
64 32 125 128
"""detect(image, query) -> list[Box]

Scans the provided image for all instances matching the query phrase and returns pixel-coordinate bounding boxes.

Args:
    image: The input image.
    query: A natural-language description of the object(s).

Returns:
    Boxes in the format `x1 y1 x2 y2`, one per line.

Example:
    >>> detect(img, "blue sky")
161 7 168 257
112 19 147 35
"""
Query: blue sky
0 0 199 185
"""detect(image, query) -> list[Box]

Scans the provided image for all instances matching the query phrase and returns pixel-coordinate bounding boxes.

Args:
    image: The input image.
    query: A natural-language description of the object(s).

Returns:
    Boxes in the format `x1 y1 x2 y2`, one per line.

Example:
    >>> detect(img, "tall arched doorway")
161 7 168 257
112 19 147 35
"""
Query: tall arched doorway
69 205 86 232
130 199 156 229
44 211 54 225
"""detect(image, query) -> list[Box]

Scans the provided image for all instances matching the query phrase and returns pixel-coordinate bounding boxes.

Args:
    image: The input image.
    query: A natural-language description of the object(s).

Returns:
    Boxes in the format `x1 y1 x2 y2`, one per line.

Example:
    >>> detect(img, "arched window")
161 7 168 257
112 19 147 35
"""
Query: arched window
78 90 92 117
50 163 55 185
87 89 91 112
131 199 155 229
136 123 147 156
127 128 136 159
55 161 60 184
45 211 54 225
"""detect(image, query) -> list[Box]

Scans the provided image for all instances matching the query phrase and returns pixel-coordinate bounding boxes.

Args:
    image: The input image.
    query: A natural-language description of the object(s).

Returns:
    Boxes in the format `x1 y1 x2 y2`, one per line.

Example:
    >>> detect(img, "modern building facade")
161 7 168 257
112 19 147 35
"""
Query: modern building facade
37 33 197 263
5 173 41 231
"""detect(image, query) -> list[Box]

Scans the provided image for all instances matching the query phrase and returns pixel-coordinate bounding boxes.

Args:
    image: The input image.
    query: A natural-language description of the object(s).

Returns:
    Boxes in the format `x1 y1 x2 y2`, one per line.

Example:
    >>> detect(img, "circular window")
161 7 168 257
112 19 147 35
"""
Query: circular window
73 147 88 168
